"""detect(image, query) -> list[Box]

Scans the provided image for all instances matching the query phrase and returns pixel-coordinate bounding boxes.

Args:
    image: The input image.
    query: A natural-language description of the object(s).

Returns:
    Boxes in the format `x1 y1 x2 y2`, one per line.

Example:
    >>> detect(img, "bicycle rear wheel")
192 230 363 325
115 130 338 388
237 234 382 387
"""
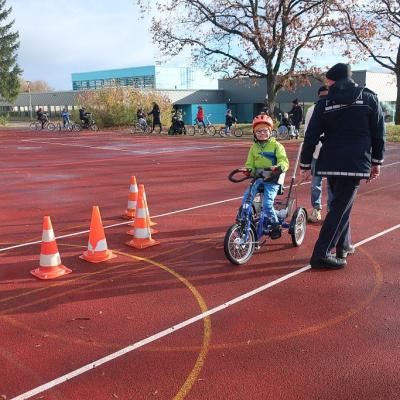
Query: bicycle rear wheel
187 126 196 136
206 125 216 136
29 122 38 131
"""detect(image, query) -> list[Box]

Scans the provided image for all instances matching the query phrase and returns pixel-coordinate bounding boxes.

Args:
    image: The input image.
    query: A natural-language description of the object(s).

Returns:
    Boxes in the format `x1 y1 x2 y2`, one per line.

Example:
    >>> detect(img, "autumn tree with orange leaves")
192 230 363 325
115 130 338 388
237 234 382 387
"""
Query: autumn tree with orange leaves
138 0 346 113
340 0 400 124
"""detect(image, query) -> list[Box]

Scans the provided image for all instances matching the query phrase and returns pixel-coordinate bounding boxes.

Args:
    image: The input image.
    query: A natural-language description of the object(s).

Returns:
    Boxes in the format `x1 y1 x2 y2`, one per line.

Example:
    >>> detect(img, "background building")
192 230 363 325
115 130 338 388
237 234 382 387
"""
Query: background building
1 69 396 124
71 65 218 91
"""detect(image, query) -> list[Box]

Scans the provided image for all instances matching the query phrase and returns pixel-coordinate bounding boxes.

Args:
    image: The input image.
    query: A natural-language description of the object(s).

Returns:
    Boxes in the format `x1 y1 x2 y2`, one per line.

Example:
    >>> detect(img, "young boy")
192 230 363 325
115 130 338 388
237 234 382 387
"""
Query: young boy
239 114 289 239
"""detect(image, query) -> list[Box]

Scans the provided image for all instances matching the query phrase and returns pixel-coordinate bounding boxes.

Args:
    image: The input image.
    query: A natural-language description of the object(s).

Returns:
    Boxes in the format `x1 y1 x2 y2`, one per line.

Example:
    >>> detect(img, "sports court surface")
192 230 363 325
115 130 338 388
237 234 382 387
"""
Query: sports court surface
0 129 399 400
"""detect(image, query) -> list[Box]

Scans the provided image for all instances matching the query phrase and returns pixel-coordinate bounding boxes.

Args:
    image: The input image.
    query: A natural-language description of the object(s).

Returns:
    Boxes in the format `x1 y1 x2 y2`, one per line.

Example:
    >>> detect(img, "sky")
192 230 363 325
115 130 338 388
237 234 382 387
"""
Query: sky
6 0 381 91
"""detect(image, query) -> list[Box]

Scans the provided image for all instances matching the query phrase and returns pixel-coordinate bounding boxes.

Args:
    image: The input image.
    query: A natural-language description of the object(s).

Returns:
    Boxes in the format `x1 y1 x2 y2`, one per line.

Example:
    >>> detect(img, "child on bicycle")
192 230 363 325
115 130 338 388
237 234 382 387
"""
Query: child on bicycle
61 108 70 128
239 114 289 239
224 109 237 136
195 105 206 132
36 108 48 129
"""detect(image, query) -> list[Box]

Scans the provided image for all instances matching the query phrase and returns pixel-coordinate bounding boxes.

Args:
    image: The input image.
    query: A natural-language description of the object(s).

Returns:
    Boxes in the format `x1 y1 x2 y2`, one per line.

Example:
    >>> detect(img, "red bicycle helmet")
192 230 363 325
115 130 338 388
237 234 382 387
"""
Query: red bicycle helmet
252 114 273 130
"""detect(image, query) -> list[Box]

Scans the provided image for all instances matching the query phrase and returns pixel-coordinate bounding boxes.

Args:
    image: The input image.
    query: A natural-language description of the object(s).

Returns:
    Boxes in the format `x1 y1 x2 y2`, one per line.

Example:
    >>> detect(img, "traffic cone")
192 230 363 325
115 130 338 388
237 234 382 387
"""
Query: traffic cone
143 188 157 228
80 206 117 263
127 184 158 235
122 176 138 219
30 216 72 280
126 194 160 249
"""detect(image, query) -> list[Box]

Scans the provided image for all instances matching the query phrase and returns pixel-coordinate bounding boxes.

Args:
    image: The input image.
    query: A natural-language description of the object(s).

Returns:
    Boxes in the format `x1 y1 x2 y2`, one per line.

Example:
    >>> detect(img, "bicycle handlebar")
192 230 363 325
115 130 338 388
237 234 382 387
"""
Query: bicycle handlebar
229 168 275 183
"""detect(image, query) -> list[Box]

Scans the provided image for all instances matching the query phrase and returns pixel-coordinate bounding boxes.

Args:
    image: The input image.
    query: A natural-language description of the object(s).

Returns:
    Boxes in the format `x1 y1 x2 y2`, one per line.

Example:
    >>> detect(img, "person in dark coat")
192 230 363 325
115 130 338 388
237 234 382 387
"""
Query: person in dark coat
148 102 162 133
289 99 303 137
300 63 385 269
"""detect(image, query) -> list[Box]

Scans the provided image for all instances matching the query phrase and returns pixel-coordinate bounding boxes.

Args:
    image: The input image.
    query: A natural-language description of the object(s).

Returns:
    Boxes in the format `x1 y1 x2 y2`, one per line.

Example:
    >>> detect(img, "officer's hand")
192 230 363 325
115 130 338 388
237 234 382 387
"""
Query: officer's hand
367 165 380 183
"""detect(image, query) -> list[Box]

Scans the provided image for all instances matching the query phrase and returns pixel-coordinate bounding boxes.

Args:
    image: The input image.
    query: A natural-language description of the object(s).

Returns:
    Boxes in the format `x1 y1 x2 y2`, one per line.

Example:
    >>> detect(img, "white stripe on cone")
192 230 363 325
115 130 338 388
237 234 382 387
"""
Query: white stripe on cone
134 227 150 239
136 208 146 218
129 184 138 192
127 200 137 209
40 253 62 267
42 229 55 242
88 238 108 252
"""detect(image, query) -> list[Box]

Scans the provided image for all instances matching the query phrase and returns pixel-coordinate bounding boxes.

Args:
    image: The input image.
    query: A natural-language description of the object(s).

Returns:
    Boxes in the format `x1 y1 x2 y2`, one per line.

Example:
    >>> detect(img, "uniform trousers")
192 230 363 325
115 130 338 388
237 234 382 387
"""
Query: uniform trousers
311 176 360 260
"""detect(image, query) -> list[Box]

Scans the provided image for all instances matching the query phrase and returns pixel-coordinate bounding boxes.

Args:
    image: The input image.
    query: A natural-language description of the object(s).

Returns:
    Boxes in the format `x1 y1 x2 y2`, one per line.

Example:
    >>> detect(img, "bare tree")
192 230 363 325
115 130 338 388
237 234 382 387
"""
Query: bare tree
341 0 400 123
138 0 343 113
20 79 54 93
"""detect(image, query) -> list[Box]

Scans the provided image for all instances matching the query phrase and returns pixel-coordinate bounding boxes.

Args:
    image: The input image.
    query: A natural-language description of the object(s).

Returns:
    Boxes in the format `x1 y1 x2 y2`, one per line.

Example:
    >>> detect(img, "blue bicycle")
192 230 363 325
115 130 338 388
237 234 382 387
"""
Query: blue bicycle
224 146 307 265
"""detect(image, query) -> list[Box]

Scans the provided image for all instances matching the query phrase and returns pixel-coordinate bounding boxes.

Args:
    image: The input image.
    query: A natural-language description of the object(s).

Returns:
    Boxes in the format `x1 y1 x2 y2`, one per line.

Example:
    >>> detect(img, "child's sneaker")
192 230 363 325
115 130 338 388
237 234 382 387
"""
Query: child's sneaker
270 223 282 240
308 208 321 223
276 209 288 220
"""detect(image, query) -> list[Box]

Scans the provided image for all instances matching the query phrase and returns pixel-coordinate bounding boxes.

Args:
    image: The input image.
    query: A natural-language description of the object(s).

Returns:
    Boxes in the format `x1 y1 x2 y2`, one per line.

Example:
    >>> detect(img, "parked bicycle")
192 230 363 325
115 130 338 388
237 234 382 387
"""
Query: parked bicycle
187 114 216 136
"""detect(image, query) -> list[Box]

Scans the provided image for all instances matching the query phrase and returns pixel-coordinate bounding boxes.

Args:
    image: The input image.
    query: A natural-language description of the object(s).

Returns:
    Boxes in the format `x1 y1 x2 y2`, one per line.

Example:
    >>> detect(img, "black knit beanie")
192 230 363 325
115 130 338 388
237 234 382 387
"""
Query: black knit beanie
326 63 351 81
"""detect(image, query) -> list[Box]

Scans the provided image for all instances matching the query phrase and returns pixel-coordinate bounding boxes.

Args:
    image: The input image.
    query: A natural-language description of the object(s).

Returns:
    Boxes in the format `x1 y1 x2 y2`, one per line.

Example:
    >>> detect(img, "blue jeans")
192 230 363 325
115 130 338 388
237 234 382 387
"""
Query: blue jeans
311 158 322 210
311 158 333 210
242 179 280 224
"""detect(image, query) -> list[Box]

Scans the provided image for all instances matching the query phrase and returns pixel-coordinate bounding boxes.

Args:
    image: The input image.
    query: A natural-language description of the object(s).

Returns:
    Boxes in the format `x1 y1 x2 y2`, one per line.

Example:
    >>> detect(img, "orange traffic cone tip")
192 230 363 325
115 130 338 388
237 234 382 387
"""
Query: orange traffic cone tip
122 176 138 219
126 195 159 249
80 206 117 263
30 216 72 280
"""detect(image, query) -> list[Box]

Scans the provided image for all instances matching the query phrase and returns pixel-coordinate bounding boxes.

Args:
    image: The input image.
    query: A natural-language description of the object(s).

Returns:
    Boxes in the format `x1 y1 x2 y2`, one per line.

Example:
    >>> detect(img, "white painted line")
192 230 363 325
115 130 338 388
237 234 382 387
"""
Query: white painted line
21 139 222 154
10 223 400 400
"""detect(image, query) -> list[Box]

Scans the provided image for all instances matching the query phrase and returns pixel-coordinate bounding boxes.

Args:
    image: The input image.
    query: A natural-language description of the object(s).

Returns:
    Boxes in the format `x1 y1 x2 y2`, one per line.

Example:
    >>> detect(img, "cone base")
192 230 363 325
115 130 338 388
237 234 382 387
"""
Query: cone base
127 227 158 236
30 265 72 280
122 213 135 220
79 250 117 263
126 238 160 249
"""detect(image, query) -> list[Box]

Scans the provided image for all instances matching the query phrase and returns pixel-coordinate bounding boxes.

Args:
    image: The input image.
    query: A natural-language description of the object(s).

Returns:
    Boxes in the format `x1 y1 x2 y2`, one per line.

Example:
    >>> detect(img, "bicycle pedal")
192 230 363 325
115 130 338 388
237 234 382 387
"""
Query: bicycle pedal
255 243 261 250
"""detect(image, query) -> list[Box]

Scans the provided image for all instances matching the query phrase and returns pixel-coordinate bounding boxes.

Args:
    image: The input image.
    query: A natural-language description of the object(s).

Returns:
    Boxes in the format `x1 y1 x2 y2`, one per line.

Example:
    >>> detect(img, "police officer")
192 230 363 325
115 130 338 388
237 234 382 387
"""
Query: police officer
300 63 385 269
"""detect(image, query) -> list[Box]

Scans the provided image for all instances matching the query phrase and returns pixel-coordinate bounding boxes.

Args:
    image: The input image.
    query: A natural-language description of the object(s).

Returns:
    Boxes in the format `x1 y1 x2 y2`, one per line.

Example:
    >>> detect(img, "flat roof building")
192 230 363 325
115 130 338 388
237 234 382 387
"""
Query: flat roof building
71 65 218 91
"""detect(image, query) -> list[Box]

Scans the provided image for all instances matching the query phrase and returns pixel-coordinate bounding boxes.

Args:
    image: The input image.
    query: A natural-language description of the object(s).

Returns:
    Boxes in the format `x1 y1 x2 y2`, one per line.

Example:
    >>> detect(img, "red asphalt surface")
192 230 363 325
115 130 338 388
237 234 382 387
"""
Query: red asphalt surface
0 129 399 400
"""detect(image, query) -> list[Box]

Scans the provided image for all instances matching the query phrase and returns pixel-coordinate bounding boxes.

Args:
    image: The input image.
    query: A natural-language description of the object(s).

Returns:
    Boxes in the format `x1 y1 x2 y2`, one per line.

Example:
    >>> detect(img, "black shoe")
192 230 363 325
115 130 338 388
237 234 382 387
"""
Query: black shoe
310 255 346 269
270 223 282 240
336 245 356 259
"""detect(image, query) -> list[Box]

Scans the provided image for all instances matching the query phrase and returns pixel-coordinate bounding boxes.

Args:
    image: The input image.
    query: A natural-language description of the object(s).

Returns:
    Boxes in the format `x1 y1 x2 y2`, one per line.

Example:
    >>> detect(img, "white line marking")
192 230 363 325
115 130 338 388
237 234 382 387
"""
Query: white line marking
10 223 400 400
21 139 222 154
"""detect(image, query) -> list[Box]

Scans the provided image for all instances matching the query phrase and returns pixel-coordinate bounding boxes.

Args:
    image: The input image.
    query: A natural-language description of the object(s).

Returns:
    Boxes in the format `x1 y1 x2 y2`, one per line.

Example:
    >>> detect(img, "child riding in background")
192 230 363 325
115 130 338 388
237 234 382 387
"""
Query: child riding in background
224 109 237 136
36 108 48 129
195 105 206 132
61 108 70 128
239 114 290 239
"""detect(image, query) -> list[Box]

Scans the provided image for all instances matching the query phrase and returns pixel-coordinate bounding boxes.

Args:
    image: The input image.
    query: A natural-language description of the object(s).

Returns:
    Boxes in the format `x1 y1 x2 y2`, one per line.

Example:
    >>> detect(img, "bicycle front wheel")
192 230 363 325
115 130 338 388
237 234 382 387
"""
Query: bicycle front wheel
47 123 55 131
90 124 98 132
224 223 256 265
233 128 243 137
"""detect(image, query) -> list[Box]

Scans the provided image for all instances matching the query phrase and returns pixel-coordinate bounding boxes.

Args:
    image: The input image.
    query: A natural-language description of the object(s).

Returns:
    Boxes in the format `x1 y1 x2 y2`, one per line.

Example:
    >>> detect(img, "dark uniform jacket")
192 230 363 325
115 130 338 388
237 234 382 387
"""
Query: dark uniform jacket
300 79 385 179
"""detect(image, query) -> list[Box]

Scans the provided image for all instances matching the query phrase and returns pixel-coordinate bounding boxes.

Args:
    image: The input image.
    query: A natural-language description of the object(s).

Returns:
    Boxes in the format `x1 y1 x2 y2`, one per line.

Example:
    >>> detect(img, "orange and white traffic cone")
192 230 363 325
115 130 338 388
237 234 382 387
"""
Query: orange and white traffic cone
143 188 157 228
122 176 138 219
126 194 159 249
127 184 158 235
80 206 117 263
30 216 72 280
